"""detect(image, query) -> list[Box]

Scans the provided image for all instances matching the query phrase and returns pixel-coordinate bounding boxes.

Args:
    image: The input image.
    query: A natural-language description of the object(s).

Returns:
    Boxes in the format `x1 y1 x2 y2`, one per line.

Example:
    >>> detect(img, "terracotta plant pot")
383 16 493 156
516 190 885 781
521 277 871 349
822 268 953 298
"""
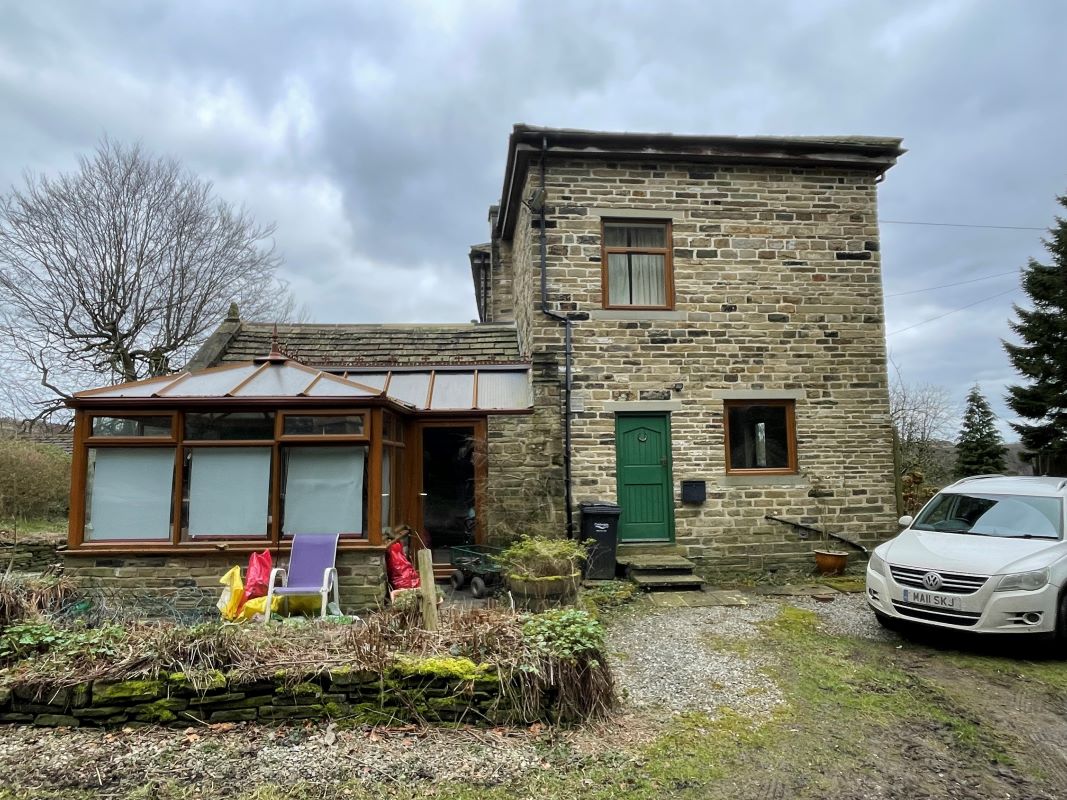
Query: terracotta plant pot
813 549 849 576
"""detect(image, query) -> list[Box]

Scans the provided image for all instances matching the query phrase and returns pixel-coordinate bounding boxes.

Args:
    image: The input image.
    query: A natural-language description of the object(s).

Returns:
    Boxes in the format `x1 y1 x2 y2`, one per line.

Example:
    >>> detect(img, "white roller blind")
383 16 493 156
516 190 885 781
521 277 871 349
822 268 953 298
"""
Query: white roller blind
87 448 174 540
381 447 392 532
283 446 365 535
188 448 271 537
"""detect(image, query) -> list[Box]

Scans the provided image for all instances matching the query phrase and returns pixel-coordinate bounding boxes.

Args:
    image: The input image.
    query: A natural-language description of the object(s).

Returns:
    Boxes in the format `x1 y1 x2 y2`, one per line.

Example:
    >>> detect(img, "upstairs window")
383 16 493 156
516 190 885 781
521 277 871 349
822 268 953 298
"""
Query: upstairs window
724 400 798 475
602 220 673 309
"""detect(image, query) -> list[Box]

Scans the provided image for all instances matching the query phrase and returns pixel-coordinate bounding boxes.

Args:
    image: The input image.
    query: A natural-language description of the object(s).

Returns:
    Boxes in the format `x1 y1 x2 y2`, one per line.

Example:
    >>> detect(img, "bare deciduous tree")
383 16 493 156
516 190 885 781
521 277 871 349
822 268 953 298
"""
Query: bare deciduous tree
889 362 957 487
0 138 294 419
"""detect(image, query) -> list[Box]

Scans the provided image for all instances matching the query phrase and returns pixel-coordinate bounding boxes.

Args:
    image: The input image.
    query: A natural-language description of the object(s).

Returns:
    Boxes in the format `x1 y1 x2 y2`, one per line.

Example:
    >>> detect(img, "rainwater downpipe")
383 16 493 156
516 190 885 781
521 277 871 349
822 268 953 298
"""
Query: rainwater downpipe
537 136 575 539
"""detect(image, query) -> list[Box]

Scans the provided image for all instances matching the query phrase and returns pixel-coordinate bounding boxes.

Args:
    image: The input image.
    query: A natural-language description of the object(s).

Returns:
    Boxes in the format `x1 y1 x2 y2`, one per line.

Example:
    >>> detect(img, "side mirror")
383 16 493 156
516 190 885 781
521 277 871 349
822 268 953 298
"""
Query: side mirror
898 515 914 528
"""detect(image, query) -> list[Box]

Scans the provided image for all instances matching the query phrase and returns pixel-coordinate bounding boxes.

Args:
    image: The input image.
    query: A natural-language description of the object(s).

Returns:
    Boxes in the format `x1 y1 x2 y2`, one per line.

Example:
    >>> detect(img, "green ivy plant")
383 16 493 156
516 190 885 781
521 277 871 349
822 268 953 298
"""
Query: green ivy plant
522 608 605 662
0 620 123 662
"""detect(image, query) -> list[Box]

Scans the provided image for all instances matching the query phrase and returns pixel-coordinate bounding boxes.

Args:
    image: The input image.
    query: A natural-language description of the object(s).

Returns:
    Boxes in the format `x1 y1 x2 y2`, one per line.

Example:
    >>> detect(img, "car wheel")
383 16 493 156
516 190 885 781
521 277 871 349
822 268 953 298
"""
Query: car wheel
1054 592 1067 657
470 576 487 599
449 570 466 591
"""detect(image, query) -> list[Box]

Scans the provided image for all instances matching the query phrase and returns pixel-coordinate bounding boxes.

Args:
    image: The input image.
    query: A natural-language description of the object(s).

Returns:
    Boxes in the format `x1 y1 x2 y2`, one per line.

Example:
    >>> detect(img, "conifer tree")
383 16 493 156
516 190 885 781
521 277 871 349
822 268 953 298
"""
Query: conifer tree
955 386 1006 477
1005 195 1067 474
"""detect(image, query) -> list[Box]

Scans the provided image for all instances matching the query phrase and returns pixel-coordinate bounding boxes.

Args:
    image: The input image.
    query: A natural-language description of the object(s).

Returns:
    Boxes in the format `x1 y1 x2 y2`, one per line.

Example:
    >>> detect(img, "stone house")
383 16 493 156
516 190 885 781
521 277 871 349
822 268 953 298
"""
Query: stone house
62 125 904 610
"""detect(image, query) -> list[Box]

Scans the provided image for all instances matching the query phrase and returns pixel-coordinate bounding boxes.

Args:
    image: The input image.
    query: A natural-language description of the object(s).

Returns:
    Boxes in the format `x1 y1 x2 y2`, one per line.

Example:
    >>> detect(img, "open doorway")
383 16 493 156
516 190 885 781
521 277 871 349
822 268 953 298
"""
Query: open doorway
420 425 477 565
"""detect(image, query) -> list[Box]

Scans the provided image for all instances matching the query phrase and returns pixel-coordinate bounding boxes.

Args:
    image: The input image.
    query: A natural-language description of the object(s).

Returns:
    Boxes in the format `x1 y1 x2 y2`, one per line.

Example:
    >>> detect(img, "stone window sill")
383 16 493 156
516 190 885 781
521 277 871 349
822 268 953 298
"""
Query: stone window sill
588 309 687 321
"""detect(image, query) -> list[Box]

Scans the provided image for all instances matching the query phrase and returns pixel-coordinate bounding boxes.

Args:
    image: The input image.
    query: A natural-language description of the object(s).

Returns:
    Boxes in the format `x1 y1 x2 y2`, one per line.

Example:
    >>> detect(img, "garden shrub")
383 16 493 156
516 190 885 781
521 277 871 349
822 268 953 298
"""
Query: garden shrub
500 536 589 579
522 608 605 661
0 439 70 523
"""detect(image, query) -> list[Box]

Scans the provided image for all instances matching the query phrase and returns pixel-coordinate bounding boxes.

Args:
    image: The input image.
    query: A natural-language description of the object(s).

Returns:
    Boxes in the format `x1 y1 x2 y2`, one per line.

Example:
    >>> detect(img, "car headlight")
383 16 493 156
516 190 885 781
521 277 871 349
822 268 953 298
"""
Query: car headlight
867 552 886 576
995 568 1050 592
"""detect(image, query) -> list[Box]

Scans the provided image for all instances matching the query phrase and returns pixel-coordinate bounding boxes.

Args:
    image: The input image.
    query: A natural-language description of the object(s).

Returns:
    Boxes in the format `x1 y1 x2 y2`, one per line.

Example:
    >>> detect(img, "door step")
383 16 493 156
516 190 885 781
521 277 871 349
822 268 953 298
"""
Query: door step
617 553 694 571
630 572 705 591
619 550 704 592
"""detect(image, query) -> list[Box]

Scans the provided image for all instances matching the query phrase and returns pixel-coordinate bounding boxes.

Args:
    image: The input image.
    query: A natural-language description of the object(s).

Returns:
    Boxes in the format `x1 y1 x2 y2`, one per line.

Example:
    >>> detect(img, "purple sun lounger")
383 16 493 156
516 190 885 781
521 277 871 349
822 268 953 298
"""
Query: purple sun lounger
263 533 340 622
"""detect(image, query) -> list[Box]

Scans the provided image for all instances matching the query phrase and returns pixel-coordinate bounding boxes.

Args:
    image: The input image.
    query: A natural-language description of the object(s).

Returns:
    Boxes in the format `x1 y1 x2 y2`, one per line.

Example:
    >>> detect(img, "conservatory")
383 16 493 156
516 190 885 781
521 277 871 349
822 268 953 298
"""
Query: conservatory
63 345 532 611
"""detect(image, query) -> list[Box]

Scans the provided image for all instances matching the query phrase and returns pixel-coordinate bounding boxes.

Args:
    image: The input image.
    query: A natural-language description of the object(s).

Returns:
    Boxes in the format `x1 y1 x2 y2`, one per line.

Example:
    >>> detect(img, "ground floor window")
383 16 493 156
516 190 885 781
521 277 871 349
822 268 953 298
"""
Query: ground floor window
85 447 175 541
724 400 797 474
282 445 367 536
184 447 272 538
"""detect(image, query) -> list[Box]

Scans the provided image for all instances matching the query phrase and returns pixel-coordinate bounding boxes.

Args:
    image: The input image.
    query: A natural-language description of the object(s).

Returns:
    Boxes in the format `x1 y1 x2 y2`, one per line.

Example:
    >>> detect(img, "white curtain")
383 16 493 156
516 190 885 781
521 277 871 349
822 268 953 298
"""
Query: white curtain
188 448 271 537
607 253 630 305
283 446 365 535
630 254 666 305
608 253 665 306
87 448 174 540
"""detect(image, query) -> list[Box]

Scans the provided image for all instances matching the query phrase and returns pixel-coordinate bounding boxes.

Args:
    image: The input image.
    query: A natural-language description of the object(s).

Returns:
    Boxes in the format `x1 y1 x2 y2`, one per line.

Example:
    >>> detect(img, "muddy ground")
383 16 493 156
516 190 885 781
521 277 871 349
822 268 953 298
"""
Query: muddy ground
0 592 1065 800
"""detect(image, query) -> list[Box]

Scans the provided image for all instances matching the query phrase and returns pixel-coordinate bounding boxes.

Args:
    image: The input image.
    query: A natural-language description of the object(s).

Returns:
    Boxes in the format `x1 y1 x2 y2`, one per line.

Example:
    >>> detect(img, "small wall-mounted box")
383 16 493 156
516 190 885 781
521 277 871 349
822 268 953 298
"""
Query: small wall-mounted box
680 480 707 504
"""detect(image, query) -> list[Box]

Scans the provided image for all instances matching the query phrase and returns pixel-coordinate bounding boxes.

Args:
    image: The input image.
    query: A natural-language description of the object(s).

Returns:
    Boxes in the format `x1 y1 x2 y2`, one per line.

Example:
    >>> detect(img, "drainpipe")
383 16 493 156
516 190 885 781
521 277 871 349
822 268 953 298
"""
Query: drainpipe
537 135 575 539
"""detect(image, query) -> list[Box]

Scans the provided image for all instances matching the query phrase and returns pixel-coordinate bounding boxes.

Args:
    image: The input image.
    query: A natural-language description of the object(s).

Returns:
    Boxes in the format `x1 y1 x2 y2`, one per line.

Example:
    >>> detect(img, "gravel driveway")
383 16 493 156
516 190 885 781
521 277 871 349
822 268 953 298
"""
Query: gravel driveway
606 591 891 717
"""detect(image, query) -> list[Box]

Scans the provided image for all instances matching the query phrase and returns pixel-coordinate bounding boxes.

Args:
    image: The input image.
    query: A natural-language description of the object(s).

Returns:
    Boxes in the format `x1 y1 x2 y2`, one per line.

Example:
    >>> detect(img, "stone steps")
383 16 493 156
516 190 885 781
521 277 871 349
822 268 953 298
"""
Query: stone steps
630 572 705 591
618 547 704 592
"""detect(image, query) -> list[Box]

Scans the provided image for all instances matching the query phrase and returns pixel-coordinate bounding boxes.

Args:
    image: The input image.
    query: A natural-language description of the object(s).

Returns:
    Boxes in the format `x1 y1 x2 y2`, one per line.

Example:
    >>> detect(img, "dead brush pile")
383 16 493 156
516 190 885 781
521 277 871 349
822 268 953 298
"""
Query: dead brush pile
0 605 616 723
0 572 76 627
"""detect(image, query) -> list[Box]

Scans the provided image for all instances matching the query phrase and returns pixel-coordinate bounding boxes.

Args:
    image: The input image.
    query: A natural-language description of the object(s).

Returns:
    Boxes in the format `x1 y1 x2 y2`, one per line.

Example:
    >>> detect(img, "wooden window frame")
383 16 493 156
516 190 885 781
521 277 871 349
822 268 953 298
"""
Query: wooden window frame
85 411 178 444
600 219 675 310
723 399 798 476
70 406 390 552
178 444 275 543
277 410 370 442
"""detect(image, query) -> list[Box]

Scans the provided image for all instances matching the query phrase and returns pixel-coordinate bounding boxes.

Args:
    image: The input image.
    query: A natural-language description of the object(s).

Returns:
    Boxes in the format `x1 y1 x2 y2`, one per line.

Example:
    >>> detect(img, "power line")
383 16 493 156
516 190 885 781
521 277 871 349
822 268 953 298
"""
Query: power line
886 287 1019 337
881 219 1044 231
885 269 1019 298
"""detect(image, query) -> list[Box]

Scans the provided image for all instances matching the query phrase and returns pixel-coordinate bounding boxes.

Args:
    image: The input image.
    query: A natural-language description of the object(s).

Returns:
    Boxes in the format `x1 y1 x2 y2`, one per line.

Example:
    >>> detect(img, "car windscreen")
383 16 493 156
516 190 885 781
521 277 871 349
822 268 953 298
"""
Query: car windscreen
912 492 1063 539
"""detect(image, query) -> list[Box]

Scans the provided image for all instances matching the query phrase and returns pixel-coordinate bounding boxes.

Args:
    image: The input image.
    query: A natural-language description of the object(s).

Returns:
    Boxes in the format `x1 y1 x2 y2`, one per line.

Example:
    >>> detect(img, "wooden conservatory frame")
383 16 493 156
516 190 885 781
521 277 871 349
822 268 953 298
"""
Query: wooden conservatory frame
65 353 532 560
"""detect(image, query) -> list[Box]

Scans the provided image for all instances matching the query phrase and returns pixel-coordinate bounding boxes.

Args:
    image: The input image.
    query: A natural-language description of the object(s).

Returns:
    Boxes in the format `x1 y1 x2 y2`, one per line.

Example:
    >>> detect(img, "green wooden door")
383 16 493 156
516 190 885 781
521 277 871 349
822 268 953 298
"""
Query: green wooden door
615 414 674 542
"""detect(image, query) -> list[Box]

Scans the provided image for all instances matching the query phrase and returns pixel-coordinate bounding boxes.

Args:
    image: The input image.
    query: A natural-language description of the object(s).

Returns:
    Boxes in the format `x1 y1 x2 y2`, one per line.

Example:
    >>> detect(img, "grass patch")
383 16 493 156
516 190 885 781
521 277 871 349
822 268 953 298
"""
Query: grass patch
759 607 1013 761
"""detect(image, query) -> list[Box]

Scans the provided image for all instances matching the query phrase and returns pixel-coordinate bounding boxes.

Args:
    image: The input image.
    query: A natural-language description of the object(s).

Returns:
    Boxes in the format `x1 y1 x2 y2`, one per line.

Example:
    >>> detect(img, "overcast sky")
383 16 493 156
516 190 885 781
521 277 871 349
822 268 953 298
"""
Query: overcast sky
1 0 1065 437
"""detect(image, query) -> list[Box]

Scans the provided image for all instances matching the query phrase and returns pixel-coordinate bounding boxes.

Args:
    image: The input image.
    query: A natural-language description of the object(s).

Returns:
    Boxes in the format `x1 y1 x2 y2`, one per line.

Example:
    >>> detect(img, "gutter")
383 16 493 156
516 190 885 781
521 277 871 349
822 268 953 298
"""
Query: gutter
536 135 575 539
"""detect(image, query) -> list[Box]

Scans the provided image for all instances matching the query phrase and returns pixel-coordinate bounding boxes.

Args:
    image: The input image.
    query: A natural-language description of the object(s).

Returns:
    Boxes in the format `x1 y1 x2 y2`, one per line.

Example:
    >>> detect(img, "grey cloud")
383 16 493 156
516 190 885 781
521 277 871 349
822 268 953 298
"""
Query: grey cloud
1 0 1065 433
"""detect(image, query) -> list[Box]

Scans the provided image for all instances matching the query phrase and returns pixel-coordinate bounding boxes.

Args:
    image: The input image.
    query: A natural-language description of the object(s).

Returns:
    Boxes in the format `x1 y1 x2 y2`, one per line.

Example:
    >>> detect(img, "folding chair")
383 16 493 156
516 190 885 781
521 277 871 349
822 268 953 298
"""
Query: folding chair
263 533 340 622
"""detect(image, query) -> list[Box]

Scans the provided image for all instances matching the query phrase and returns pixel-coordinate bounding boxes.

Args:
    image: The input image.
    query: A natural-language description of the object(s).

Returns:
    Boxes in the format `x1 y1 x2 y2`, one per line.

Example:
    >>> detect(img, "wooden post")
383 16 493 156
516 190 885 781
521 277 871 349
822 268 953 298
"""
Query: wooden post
416 549 438 631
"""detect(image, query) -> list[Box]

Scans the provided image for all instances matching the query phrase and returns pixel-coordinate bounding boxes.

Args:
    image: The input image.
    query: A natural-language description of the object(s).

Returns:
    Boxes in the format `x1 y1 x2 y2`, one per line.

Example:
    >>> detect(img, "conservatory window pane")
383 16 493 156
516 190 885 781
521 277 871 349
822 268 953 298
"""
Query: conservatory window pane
187 448 271 537
85 448 174 540
185 412 275 440
283 446 366 535
283 414 364 436
381 447 392 534
91 415 171 437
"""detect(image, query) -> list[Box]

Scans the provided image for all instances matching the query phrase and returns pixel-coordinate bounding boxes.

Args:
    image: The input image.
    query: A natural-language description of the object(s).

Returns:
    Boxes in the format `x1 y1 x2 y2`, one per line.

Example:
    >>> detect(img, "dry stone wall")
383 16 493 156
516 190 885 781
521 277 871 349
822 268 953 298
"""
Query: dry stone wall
0 665 513 728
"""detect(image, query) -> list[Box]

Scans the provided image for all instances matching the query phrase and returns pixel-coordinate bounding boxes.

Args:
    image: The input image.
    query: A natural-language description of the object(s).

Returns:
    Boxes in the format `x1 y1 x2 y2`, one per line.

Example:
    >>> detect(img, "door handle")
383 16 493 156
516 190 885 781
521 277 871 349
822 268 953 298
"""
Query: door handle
660 457 667 466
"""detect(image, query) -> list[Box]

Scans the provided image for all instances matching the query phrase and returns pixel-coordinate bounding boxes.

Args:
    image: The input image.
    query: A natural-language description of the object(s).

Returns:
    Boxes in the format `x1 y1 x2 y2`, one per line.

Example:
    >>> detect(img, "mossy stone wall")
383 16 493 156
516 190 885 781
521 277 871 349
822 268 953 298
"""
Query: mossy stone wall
0 659 518 729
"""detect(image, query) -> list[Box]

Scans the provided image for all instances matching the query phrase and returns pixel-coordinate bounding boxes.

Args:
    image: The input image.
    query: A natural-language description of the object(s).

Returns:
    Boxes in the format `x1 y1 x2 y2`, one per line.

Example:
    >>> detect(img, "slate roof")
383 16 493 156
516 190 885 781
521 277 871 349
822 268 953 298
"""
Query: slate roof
188 321 524 370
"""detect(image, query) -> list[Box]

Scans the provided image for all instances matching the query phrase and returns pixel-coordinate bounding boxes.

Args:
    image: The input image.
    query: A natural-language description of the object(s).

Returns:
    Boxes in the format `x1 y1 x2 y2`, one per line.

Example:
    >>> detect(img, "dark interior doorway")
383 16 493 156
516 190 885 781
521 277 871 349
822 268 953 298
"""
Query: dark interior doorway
421 425 476 565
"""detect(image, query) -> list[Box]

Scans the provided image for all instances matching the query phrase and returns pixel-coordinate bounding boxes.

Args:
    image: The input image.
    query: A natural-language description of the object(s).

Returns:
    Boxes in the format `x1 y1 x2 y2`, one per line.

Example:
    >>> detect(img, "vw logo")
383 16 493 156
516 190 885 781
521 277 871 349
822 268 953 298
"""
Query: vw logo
921 572 943 591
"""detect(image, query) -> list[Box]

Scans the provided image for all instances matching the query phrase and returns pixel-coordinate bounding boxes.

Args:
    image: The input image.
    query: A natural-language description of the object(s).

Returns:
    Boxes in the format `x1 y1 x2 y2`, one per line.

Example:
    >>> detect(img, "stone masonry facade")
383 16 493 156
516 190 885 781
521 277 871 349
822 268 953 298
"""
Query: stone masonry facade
485 144 900 574
62 550 386 615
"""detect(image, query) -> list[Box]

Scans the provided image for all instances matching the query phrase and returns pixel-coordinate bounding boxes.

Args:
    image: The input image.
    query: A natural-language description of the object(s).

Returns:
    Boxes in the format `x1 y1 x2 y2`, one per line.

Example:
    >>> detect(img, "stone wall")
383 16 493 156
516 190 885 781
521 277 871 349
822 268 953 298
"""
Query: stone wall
484 355 566 542
497 156 898 573
0 535 64 573
0 663 513 728
62 550 387 615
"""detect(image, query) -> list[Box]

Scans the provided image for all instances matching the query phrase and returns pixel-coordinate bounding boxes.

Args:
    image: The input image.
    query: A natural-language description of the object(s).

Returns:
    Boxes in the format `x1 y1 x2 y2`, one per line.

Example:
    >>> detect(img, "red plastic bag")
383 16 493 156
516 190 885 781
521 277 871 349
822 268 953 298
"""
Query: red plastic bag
239 550 273 610
386 540 420 590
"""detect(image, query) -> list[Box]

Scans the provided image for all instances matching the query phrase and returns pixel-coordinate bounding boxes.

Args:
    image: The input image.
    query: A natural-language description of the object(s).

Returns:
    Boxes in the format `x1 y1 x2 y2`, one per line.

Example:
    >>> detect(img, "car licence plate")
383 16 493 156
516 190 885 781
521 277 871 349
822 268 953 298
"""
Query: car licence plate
902 588 960 610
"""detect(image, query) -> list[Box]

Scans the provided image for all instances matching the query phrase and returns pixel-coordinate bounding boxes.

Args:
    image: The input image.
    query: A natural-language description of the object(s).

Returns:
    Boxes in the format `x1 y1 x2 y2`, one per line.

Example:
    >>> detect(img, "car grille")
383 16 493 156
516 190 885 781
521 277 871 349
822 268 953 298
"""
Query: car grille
889 565 988 595
891 600 983 627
